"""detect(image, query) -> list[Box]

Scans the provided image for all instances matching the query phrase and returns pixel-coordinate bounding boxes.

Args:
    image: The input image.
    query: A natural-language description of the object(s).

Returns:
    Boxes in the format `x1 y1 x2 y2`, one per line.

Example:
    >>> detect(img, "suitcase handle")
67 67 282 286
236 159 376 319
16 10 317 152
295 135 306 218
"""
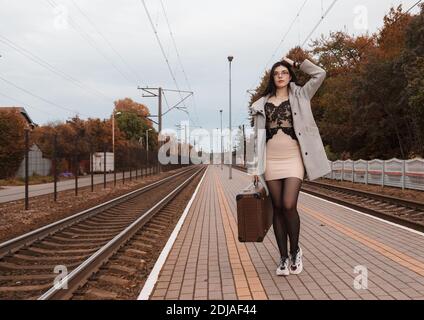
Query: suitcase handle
244 180 261 191
243 182 254 191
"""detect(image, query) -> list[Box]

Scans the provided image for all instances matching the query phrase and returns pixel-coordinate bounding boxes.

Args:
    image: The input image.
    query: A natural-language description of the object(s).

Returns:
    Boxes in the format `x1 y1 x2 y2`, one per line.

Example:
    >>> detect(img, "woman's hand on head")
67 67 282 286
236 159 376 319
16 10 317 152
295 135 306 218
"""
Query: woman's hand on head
282 57 294 66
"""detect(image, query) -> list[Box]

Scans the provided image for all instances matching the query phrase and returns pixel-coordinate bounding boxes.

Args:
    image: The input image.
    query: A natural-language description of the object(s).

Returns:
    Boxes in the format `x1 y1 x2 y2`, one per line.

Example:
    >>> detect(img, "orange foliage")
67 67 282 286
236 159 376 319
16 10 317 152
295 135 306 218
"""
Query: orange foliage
114 98 153 127
0 108 28 178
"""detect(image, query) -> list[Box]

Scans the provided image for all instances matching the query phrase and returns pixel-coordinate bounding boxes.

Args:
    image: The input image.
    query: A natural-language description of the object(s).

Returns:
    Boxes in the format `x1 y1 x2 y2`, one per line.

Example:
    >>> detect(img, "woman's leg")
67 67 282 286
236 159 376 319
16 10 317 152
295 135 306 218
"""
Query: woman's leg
267 179 288 258
281 177 303 256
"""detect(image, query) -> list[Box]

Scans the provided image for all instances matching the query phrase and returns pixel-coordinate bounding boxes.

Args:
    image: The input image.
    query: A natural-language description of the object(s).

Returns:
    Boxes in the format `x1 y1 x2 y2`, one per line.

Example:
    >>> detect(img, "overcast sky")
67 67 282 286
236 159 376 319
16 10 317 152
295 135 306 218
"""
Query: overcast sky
0 0 420 152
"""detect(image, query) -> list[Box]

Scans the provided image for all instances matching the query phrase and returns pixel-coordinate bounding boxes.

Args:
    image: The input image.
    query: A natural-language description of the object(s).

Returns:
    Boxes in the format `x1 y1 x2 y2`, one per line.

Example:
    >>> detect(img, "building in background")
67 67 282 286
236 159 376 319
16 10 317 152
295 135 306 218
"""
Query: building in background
15 144 51 178
0 106 37 129
1 106 50 178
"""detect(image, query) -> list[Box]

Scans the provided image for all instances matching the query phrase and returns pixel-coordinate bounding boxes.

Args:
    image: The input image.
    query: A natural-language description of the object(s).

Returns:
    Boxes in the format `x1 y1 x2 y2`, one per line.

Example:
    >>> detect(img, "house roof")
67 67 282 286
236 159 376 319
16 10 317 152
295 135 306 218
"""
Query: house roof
0 107 37 127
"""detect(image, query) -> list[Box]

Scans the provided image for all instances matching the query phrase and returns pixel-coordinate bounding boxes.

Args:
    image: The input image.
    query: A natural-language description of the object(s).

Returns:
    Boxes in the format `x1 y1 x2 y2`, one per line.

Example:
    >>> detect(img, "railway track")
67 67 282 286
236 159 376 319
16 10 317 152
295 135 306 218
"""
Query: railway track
0 165 206 300
232 165 424 232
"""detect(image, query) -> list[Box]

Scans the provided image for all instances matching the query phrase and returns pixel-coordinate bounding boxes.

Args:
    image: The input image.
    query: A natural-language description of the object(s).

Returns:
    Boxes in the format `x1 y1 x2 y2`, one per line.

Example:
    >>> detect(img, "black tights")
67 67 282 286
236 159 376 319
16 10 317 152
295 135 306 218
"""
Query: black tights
267 177 302 259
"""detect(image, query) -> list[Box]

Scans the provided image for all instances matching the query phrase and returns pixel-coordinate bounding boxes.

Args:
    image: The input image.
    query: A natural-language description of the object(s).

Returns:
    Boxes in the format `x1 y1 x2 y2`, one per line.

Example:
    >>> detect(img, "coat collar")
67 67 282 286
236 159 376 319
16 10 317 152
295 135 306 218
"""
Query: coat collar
250 82 298 115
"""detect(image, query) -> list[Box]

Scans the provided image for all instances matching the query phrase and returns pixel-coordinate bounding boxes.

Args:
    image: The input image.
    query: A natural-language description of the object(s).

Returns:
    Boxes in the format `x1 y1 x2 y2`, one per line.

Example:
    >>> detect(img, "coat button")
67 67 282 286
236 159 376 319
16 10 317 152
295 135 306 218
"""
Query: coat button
298 132 301 136
305 152 308 155
294 112 297 115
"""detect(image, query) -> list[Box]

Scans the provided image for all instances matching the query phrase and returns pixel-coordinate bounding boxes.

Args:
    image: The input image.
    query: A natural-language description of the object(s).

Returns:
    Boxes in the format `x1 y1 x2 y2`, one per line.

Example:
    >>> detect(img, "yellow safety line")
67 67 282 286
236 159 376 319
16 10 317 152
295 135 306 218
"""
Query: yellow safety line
213 170 268 300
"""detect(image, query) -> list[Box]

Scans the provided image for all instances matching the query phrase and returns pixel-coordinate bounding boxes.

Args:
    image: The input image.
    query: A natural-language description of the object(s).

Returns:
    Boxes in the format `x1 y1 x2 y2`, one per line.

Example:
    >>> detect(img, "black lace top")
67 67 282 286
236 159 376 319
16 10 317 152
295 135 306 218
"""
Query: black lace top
264 100 298 143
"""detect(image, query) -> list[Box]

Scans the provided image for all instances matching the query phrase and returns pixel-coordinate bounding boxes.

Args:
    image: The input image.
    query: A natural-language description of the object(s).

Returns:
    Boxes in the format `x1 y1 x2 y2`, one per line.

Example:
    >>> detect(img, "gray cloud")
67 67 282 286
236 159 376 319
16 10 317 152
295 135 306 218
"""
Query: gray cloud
0 0 416 151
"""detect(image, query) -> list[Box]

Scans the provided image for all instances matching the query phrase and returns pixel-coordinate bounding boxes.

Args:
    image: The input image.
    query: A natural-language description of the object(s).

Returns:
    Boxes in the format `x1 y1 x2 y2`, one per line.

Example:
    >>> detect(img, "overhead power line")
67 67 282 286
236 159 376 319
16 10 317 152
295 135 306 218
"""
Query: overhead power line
159 0 201 128
270 0 309 64
70 0 144 85
140 0 199 127
406 0 422 13
140 0 182 92
0 34 113 102
243 0 338 127
249 0 309 92
0 90 58 118
301 0 338 47
358 0 423 52
0 75 91 117
45 0 137 85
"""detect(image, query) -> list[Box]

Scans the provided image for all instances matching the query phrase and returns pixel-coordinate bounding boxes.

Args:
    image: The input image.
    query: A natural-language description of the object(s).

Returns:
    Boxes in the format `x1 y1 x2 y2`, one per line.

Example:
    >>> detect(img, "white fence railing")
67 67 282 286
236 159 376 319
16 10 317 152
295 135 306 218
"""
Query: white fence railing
323 157 424 191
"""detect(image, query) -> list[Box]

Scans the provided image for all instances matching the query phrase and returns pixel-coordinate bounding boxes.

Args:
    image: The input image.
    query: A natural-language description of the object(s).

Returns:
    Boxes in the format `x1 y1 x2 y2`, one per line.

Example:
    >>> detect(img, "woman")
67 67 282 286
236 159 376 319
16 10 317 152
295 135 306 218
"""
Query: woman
249 57 330 276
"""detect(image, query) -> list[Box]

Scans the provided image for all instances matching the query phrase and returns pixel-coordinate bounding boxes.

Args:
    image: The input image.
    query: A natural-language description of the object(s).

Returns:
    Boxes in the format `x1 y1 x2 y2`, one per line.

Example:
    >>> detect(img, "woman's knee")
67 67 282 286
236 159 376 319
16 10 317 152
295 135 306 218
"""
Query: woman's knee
282 202 297 213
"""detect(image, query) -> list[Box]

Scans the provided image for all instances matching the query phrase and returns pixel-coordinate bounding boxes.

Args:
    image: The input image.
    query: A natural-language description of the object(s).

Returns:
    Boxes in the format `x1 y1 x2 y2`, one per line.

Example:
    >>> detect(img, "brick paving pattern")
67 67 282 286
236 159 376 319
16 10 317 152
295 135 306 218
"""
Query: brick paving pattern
148 165 424 300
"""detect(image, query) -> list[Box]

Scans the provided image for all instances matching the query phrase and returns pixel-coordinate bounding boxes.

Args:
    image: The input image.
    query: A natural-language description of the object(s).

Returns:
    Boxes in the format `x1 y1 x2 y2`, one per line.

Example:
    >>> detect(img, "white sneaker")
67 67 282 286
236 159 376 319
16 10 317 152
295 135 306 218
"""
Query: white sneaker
276 256 290 276
289 247 303 275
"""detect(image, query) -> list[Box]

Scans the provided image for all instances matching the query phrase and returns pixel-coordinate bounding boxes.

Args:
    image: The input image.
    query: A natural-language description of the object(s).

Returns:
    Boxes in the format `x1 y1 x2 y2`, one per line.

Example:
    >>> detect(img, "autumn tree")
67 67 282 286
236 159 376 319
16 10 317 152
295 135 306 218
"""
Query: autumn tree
0 109 28 178
310 31 376 159
401 3 424 157
248 4 423 161
114 98 158 151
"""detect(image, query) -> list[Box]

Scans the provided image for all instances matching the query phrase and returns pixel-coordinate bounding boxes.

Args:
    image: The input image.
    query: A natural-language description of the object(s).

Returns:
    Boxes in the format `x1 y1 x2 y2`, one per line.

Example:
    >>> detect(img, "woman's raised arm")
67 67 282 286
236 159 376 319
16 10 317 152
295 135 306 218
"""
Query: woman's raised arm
297 59 327 100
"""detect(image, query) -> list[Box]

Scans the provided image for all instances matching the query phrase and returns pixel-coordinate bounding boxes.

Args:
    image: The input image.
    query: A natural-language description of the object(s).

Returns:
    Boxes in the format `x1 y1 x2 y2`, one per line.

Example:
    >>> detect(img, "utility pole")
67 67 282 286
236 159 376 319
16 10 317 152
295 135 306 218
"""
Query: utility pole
138 87 193 172
220 110 223 170
158 87 163 133
112 110 121 186
175 122 189 164
228 56 233 180
243 124 246 167
216 128 219 166
239 124 246 167
24 128 29 210
137 87 193 132
157 87 162 173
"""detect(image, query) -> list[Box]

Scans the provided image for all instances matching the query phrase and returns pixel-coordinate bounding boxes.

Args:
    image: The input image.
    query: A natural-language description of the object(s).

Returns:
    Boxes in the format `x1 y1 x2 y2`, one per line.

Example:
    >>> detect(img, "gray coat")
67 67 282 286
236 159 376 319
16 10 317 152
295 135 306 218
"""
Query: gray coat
248 59 331 196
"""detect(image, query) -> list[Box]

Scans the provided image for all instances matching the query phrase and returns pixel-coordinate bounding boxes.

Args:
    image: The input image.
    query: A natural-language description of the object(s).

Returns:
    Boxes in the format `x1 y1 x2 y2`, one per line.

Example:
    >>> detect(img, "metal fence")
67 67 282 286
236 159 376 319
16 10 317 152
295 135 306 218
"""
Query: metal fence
6 129 193 210
15 144 51 178
324 157 424 191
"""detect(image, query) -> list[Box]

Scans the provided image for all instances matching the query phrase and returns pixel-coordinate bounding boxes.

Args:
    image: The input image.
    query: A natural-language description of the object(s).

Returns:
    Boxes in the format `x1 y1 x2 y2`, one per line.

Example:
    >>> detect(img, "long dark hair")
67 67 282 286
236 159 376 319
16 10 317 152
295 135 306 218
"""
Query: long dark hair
260 60 298 97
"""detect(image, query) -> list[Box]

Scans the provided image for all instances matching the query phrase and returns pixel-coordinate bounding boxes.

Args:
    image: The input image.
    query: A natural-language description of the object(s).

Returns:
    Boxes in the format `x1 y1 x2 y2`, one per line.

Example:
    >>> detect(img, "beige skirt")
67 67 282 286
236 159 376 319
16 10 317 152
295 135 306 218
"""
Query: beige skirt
264 129 304 181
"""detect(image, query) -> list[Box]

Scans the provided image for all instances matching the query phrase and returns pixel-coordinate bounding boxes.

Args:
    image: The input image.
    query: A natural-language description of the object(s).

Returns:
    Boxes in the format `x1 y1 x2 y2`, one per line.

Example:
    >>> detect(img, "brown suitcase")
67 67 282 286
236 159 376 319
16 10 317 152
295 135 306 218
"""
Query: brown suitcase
236 182 273 242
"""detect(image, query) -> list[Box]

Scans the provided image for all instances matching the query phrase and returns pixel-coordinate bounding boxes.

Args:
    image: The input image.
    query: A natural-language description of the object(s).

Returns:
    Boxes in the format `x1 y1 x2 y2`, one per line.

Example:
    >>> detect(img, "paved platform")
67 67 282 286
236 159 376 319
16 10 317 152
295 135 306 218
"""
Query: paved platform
142 165 424 300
